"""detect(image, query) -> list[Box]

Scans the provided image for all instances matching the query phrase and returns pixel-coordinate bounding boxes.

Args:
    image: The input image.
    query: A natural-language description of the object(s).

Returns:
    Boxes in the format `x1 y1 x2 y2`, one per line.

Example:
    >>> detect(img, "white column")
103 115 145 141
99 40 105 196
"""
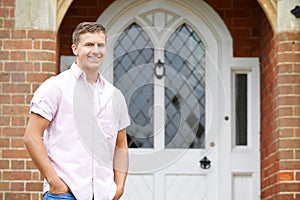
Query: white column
15 0 56 30
278 0 300 32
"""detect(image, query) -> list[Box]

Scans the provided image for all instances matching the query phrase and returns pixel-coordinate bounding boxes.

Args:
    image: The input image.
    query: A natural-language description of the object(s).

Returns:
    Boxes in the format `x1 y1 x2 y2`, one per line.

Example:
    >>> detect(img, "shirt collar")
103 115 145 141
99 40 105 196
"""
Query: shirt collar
70 62 105 89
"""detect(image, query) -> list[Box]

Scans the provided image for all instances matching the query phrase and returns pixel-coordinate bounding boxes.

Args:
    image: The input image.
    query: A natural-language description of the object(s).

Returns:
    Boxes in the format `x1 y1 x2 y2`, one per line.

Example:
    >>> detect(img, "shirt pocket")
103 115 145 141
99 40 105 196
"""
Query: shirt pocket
97 104 118 141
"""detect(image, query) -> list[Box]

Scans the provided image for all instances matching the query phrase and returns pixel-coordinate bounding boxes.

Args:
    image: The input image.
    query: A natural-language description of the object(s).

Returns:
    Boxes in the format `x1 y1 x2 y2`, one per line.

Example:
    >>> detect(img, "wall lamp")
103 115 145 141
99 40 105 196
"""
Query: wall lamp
291 5 300 18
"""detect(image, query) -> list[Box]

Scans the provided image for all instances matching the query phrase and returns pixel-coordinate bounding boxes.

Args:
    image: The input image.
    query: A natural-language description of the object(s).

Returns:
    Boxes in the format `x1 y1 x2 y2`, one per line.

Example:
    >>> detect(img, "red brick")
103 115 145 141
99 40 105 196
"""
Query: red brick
3 0 15 6
2 105 29 115
42 62 58 73
0 7 9 18
278 182 300 192
296 171 300 180
0 116 10 126
26 73 52 82
0 30 10 38
278 128 295 138
207 0 232 9
2 83 31 93
0 51 9 59
278 52 300 63
5 193 31 199
0 160 9 169
4 62 34 71
0 138 9 148
11 160 25 169
11 138 25 148
12 116 26 126
279 41 300 52
11 73 25 82
42 40 56 50
277 85 293 95
277 64 293 73
278 171 294 181
34 40 41 49
11 30 26 39
28 30 55 39
278 96 300 106
278 32 300 41
279 139 300 148
3 171 31 180
11 94 25 104
280 161 300 170
11 182 24 191
230 27 251 37
278 118 300 127
225 10 251 18
0 181 10 190
32 171 42 180
274 194 295 200
277 107 293 116
3 40 32 50
0 73 10 83
2 148 30 159
26 182 43 191
2 127 25 137
28 51 56 62
10 51 26 60
26 160 37 170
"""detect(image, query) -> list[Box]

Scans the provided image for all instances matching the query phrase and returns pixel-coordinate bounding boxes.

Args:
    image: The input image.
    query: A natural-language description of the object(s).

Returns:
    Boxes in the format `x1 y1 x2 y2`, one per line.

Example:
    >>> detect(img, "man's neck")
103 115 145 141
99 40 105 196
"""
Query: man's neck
85 71 98 83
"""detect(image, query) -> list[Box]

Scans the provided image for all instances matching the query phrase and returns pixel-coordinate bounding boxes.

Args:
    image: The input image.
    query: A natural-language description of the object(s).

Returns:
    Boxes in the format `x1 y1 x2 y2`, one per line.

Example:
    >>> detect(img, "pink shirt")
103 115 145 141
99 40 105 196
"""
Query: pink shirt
30 63 130 200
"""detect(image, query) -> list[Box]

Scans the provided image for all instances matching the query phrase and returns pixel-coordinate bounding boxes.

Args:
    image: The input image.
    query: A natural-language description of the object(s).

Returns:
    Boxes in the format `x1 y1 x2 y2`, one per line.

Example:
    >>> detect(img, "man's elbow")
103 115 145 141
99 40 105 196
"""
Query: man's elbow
23 131 31 147
23 130 38 147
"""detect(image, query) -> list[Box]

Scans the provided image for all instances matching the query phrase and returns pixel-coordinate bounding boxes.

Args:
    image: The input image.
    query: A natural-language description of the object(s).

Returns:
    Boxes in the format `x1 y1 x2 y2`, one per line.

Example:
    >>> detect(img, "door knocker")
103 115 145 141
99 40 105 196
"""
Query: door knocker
154 59 165 79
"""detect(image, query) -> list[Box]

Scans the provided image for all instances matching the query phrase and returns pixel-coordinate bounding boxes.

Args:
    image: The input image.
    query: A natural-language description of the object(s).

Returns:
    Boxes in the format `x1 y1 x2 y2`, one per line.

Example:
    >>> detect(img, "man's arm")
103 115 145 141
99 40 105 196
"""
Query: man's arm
113 129 129 200
23 113 69 194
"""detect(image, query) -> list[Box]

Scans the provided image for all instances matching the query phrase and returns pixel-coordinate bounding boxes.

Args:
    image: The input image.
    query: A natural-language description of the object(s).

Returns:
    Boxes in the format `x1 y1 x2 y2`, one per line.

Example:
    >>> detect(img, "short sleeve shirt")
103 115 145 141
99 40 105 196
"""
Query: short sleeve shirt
30 63 131 200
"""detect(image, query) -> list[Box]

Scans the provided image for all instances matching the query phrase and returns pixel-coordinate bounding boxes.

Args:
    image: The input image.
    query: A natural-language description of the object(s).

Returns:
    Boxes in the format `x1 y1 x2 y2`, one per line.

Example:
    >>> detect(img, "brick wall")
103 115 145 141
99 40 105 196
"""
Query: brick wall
59 0 114 56
0 0 57 199
259 11 300 200
59 0 262 58
205 0 261 57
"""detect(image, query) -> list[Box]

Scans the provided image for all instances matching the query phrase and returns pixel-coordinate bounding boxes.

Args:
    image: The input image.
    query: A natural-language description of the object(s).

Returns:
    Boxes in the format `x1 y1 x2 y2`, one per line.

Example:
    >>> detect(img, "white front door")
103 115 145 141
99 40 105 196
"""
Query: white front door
97 0 260 199
112 22 219 200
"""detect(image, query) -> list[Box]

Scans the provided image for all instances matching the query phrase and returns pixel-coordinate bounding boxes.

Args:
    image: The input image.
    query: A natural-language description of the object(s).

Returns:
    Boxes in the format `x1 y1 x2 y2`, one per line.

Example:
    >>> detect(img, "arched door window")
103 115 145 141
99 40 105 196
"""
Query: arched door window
114 23 154 148
164 24 206 148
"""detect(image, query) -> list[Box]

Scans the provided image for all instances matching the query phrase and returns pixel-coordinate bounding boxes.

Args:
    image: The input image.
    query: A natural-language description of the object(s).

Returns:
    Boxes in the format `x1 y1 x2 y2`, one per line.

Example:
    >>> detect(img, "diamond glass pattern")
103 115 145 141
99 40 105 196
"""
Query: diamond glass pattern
164 24 206 148
114 23 154 148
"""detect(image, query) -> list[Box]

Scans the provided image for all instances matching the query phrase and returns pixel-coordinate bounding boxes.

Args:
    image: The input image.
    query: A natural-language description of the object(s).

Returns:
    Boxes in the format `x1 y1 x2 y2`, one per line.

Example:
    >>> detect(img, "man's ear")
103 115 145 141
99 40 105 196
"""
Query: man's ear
71 44 77 56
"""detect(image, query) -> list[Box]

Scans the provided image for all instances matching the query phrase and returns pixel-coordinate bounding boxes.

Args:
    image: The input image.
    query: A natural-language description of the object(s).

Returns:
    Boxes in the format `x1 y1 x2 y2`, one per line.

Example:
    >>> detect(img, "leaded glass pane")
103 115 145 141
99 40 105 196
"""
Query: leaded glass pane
114 23 154 148
165 24 205 148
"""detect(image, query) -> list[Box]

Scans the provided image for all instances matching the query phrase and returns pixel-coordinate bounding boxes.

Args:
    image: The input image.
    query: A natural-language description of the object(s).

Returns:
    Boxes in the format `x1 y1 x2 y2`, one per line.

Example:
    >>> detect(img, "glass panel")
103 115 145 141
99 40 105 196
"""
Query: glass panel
164 24 205 148
235 74 248 146
114 23 154 148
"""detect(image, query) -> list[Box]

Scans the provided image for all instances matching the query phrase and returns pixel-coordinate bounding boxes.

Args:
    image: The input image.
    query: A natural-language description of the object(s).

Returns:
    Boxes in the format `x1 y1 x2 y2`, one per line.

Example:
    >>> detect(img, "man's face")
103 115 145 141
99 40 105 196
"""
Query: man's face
71 31 106 72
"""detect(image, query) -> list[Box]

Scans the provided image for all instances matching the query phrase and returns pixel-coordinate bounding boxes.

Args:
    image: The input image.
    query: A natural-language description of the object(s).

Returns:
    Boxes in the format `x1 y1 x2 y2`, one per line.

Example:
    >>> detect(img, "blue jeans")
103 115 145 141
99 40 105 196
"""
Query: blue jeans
43 192 76 200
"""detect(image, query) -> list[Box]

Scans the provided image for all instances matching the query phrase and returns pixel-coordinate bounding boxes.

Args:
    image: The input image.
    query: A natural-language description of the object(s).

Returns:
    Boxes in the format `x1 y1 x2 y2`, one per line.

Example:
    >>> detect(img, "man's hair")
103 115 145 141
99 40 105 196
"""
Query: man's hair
72 22 106 45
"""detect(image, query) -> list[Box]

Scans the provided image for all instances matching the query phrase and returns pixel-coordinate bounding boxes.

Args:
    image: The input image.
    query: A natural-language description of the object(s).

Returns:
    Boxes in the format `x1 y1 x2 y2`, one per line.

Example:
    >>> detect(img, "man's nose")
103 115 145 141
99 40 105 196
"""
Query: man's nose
92 45 101 53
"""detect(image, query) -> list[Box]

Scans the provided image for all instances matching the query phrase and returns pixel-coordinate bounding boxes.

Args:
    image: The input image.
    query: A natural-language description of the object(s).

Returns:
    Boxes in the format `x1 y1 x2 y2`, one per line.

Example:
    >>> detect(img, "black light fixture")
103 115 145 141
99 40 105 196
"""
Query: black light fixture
291 5 300 18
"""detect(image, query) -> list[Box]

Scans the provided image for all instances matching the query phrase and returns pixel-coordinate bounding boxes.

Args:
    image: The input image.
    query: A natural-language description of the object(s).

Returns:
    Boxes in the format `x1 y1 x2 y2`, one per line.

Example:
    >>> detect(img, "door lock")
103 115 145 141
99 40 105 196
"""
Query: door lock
199 156 211 169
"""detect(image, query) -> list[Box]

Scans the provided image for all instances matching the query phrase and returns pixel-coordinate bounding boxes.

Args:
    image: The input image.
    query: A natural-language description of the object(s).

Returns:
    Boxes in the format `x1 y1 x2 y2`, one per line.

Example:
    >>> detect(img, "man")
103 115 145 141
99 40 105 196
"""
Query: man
23 22 130 200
